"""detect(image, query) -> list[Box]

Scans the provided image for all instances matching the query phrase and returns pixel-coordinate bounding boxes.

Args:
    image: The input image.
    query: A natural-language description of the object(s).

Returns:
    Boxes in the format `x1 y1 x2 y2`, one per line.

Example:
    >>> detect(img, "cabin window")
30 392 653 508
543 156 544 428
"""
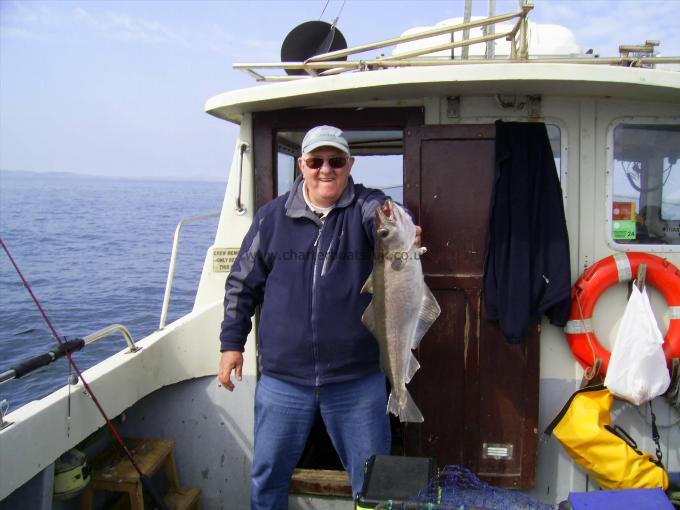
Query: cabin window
275 130 405 202
547 124 562 178
349 156 404 203
610 123 680 246
277 152 296 196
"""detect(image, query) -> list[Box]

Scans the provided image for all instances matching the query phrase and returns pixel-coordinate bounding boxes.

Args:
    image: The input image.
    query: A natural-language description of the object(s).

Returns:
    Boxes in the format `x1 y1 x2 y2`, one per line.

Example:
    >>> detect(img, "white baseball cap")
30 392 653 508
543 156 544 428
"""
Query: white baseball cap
301 125 350 155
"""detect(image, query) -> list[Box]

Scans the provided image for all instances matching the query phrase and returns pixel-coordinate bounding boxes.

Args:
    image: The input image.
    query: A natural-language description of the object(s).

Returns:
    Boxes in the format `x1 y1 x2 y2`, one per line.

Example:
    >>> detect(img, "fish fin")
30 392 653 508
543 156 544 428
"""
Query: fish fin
361 274 373 294
361 301 377 337
388 389 424 423
411 284 441 350
405 352 420 383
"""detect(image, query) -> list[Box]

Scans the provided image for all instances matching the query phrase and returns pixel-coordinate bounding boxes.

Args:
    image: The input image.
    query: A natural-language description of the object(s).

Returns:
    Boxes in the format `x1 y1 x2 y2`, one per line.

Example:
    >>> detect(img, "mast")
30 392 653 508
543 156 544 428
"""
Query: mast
462 0 473 60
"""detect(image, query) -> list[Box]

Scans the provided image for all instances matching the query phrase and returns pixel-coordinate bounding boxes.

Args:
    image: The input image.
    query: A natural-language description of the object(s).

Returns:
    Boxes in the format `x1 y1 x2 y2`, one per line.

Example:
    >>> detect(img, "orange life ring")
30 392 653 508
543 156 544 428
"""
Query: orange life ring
565 252 680 376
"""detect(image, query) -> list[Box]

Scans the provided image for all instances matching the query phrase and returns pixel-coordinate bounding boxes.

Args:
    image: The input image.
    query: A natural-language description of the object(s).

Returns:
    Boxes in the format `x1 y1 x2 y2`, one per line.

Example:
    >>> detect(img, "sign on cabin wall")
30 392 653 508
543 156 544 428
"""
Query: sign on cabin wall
213 248 240 272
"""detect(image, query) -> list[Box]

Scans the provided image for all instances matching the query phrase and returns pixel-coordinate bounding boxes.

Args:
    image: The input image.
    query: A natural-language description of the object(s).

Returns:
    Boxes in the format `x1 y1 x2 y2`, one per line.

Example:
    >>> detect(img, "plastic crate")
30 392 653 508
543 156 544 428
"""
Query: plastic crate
355 455 436 510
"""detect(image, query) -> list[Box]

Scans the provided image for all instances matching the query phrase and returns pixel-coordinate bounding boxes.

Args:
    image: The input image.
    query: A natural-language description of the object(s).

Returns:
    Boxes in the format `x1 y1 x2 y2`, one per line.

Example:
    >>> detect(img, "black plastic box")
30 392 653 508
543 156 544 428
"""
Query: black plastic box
355 455 436 509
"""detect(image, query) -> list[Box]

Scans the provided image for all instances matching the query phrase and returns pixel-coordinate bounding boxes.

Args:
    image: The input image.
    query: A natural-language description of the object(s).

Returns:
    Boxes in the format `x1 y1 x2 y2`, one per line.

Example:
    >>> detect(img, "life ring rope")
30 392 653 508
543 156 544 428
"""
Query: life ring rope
574 290 599 380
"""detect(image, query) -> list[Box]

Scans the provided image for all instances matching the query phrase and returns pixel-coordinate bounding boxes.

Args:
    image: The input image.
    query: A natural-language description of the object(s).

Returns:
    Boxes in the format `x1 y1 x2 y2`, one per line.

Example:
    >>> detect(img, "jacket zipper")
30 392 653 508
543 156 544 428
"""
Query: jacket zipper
311 220 325 386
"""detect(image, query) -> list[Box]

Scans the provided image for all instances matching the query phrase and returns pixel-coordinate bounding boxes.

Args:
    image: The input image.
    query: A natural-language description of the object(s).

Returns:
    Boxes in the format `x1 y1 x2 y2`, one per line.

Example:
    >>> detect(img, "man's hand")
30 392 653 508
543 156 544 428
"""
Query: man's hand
415 225 422 248
219 351 243 391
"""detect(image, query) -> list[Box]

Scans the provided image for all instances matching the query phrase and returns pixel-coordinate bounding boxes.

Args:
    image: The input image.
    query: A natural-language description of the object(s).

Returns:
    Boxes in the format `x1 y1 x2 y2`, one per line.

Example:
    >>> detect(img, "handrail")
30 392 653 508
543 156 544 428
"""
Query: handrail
233 57 680 82
234 5 533 80
159 211 220 330
305 8 526 63
233 2 680 82
0 324 138 389
377 30 512 62
84 324 138 353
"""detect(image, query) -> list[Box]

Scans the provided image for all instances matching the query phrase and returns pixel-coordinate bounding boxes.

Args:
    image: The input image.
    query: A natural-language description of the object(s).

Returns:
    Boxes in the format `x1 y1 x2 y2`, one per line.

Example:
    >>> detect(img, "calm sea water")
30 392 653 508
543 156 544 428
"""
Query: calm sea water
0 172 224 411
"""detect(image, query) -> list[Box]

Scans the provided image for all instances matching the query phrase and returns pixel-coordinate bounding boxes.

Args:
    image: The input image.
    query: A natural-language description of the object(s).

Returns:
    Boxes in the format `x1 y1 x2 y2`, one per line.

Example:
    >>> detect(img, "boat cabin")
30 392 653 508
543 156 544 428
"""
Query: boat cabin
1 4 679 509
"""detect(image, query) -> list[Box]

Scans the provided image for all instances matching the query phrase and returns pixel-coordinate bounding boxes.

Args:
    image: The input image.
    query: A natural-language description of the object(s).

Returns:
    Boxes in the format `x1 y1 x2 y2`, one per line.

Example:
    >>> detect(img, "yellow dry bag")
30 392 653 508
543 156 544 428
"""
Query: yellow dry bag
546 384 669 490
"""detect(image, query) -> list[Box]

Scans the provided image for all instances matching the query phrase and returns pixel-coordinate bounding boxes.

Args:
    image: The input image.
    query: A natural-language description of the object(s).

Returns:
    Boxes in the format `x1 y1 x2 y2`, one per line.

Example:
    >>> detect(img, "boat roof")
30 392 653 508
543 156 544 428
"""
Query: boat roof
205 63 680 124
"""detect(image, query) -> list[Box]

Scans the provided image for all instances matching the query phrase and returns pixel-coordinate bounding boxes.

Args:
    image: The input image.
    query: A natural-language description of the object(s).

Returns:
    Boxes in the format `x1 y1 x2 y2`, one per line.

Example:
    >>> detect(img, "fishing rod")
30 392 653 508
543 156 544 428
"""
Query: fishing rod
0 237 169 510
0 338 85 384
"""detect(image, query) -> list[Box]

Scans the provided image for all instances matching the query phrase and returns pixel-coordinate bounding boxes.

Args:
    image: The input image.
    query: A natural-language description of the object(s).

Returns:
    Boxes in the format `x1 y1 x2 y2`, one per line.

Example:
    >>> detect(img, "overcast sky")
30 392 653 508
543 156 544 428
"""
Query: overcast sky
1 0 679 182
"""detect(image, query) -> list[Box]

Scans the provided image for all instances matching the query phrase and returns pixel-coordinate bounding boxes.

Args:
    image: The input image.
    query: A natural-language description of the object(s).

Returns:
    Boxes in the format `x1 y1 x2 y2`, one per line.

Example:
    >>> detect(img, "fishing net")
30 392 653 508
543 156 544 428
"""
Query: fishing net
402 464 556 510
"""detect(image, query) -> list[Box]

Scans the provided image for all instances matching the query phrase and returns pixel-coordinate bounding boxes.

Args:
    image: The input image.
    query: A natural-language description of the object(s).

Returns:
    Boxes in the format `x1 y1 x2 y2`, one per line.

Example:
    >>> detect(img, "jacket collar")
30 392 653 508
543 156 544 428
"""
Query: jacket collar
285 175 356 221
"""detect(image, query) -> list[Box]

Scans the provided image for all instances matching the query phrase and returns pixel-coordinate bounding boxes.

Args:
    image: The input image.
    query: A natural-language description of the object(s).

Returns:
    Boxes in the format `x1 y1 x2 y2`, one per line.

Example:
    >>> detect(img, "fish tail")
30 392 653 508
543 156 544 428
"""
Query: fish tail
388 389 424 423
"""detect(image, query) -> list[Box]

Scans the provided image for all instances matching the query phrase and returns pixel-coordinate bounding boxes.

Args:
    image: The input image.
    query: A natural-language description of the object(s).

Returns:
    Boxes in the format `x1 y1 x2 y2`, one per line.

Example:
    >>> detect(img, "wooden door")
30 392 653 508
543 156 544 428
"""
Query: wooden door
403 125 539 489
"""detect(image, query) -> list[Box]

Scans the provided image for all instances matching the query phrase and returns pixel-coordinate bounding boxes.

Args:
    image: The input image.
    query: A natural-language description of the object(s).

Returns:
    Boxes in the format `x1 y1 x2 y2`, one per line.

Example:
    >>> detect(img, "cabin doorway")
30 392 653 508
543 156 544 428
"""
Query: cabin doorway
252 111 540 494
253 107 423 495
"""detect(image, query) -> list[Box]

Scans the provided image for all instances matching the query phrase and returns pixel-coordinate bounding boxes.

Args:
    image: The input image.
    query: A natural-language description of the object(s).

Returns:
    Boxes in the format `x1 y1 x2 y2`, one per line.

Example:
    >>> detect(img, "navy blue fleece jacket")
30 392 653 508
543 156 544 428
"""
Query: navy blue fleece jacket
220 176 387 386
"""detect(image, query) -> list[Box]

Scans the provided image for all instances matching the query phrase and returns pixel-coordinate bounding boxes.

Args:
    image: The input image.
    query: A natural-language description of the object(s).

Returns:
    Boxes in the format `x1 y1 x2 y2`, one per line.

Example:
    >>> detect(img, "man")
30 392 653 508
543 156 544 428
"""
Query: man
219 125 415 509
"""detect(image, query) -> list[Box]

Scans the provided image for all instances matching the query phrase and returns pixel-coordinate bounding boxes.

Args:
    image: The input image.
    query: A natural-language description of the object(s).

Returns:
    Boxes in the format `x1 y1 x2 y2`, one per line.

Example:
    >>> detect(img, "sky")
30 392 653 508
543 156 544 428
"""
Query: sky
1 0 679 182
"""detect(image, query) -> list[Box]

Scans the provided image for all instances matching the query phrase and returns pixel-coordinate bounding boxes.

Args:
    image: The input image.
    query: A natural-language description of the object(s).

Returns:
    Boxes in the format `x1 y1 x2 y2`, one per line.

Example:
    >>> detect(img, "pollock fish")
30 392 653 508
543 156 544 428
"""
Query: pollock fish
361 199 441 423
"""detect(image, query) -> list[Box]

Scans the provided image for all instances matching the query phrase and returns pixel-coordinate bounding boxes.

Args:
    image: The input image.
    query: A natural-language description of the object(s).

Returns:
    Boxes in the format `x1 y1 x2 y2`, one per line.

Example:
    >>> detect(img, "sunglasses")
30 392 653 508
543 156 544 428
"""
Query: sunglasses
304 156 348 170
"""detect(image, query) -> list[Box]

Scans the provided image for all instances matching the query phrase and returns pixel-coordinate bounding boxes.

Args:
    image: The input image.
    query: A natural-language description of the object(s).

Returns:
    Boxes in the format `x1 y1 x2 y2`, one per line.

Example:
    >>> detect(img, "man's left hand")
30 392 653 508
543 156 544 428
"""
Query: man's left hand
415 225 422 248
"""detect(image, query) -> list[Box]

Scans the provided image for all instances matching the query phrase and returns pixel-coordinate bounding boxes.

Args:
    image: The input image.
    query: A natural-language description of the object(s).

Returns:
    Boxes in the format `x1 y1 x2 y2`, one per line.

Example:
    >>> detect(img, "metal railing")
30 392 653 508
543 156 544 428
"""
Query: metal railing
233 2 680 82
158 211 220 330
0 323 138 390
235 4 532 81
83 324 138 353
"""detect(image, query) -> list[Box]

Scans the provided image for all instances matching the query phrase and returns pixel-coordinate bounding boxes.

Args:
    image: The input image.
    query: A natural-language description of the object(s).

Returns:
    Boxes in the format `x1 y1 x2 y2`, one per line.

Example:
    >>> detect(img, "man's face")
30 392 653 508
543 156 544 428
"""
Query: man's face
298 146 354 207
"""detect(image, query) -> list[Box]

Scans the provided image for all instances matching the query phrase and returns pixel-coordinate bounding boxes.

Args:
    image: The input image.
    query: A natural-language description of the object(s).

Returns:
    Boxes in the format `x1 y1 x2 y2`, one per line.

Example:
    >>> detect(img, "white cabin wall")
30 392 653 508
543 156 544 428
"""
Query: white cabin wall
587 99 680 476
540 97 680 497
195 113 255 312
192 114 259 393
183 96 679 507
419 93 680 499
186 113 259 508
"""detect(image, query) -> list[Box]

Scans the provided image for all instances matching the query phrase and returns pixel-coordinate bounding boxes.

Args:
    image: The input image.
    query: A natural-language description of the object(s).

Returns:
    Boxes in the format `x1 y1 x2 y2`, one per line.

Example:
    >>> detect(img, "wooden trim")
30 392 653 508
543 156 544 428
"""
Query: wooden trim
253 116 275 212
290 468 352 497
253 107 424 210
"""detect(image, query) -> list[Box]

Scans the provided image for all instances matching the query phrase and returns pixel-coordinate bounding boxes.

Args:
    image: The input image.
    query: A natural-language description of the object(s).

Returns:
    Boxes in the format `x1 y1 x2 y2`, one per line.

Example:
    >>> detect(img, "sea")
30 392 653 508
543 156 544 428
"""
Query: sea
0 171 225 412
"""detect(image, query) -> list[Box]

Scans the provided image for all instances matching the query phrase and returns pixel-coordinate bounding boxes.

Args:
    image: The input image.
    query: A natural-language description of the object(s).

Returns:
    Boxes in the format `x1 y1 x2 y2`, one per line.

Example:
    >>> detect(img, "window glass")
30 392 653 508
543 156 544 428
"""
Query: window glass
350 155 403 203
611 124 680 244
277 152 296 196
547 124 562 177
275 130 404 201
275 126 559 203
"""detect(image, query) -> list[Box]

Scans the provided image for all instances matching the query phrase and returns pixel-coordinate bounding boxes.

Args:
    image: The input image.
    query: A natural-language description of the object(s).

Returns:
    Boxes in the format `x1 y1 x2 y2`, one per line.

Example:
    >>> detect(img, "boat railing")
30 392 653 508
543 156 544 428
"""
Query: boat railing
235 3 532 81
0 323 138 392
233 2 680 82
159 211 220 330
83 324 138 353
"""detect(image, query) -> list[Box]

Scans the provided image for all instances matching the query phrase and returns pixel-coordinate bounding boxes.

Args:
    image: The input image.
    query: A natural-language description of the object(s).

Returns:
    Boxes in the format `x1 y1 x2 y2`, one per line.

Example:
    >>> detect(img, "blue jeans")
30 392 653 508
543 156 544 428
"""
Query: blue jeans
251 372 391 509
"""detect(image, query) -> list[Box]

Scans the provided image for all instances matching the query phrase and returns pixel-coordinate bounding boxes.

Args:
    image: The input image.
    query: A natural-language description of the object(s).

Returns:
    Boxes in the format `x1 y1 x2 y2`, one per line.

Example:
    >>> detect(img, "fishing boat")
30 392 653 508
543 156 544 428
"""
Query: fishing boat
2 1 679 508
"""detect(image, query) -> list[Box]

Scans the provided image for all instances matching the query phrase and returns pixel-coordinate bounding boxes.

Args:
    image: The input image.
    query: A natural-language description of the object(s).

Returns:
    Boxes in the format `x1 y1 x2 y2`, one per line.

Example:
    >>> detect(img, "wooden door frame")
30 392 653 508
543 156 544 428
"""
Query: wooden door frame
251 106 424 496
252 107 424 209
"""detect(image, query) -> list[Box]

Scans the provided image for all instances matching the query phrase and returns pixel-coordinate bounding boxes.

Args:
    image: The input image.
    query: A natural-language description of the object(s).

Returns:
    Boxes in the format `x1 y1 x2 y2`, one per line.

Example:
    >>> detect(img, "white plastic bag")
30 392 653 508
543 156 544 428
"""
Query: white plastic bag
604 284 670 405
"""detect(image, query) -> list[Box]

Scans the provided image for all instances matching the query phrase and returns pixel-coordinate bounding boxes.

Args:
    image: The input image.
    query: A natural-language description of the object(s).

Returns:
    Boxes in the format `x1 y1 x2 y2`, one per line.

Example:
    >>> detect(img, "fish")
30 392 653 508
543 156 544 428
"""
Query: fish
361 199 441 423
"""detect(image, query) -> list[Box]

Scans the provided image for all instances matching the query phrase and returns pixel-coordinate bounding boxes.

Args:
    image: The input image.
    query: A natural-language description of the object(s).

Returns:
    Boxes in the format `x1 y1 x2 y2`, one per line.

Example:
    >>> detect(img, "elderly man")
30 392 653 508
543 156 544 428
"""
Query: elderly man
219 125 407 509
